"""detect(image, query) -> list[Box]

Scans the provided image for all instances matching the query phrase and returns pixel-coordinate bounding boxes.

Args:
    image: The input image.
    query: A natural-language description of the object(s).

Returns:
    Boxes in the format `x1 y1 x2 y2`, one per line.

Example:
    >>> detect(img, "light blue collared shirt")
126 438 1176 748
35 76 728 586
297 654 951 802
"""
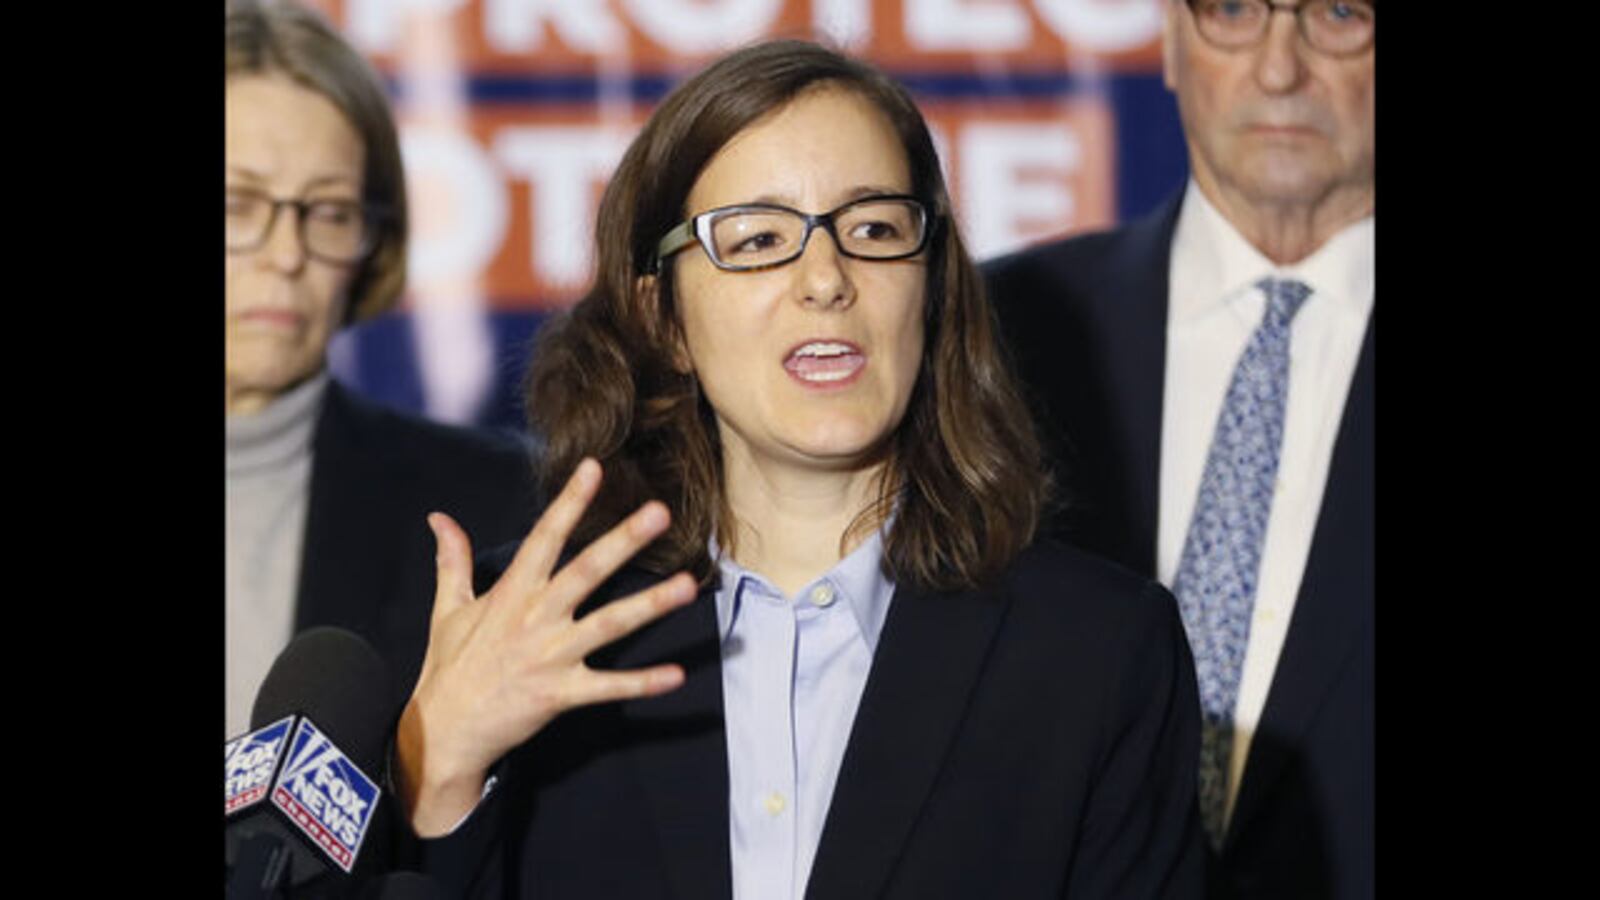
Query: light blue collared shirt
714 530 896 900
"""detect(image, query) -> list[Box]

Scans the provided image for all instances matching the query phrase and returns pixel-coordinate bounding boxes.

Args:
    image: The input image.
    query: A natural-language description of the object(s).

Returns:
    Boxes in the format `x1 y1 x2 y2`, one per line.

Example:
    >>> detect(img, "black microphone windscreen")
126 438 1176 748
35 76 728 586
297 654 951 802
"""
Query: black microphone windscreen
249 626 397 775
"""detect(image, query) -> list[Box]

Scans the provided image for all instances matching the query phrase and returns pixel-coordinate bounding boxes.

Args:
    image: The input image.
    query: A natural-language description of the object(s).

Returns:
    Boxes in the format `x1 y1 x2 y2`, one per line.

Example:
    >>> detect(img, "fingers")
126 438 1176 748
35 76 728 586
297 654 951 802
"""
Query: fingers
565 572 698 658
540 501 673 616
570 663 687 708
502 458 603 596
427 512 476 617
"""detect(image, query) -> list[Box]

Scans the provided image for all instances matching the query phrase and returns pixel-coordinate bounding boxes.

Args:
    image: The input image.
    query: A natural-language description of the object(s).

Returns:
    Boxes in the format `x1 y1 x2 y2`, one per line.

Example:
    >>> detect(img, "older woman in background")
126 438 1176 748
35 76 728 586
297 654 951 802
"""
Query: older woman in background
225 0 535 737
394 40 1202 899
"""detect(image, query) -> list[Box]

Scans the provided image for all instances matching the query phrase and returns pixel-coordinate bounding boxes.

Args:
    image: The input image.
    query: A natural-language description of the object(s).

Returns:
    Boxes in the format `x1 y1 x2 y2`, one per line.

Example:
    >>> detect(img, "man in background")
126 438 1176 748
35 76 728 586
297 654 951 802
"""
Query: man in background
985 2 1374 897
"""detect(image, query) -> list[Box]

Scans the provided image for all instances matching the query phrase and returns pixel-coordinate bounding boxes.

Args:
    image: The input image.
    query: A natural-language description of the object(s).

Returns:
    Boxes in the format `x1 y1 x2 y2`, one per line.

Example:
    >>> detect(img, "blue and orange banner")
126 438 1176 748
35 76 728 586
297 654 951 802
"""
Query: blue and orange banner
291 0 1187 425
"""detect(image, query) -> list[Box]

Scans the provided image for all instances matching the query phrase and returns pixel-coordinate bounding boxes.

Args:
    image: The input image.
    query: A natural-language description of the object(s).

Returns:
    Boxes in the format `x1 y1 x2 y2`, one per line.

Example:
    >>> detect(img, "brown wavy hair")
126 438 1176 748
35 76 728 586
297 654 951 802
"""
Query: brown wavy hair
225 0 408 324
527 39 1050 591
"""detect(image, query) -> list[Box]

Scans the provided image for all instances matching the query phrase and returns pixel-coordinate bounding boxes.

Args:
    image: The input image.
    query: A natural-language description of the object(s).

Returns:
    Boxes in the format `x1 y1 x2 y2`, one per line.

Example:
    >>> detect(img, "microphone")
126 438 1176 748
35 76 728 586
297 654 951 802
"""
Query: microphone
226 627 400 898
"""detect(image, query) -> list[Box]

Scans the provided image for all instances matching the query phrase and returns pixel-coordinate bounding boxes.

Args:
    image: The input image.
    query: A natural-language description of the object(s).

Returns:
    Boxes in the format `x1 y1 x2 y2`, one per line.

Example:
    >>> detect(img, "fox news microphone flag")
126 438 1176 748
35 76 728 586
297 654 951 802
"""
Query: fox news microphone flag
226 626 401 896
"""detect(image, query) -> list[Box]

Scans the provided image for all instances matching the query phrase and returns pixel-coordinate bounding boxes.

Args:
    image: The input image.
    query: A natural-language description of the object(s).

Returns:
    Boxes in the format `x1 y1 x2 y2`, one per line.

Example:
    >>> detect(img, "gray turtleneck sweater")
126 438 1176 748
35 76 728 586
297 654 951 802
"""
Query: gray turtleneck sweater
225 372 328 737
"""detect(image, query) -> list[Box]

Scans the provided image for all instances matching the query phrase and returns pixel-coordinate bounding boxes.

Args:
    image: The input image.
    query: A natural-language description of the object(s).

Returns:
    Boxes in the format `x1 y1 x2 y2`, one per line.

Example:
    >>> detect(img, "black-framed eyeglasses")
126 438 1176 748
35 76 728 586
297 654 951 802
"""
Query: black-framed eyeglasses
225 187 386 265
1184 0 1375 57
652 194 934 274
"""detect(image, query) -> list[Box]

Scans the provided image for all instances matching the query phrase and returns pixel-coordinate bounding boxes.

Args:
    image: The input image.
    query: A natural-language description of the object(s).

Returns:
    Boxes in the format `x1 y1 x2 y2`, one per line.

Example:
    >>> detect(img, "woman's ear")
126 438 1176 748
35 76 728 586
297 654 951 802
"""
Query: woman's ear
637 273 693 374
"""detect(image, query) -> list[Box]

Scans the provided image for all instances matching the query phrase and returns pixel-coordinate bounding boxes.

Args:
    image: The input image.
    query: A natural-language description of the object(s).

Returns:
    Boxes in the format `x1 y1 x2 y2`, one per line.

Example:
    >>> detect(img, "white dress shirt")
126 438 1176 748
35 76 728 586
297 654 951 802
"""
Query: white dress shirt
1158 180 1373 826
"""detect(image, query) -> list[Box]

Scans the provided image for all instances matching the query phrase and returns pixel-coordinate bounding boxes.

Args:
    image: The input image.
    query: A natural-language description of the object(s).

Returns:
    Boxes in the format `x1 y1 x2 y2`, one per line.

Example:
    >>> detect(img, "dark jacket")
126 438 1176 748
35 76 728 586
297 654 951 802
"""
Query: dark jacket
983 195 1375 900
294 380 541 708
417 539 1205 899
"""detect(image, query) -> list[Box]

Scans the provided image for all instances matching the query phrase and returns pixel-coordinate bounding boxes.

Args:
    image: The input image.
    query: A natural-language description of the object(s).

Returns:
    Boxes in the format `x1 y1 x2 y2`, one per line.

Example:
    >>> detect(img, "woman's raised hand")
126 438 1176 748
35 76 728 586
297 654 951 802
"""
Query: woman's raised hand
395 458 697 836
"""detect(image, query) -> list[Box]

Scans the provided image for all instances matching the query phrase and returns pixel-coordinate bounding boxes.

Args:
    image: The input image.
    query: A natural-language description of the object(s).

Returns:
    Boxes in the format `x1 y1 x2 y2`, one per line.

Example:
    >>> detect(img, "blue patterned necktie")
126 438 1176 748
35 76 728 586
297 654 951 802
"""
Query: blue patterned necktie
1173 277 1311 851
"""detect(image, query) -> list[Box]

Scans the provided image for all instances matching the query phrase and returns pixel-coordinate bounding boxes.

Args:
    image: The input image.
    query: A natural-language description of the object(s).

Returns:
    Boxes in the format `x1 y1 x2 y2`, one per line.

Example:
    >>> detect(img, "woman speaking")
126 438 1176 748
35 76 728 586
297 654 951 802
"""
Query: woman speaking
395 40 1202 899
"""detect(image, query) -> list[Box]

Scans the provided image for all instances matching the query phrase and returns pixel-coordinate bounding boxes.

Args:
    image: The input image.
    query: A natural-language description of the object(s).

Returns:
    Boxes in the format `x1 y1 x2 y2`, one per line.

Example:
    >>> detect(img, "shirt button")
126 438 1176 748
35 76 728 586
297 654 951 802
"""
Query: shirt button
809 584 836 607
763 791 787 816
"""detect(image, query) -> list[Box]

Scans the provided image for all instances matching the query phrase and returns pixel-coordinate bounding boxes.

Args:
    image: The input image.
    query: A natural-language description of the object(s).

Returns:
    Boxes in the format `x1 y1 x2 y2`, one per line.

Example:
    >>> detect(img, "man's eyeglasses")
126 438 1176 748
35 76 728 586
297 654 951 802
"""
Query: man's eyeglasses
652 195 933 273
226 187 385 265
1184 0 1376 57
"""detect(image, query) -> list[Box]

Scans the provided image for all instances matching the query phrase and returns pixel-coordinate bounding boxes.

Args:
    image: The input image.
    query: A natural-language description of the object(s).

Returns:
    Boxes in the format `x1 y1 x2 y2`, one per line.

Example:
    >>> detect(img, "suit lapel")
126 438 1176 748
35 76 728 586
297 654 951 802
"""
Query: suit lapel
611 582 733 900
295 382 406 639
803 581 1011 900
1227 312 1375 844
1095 197 1180 574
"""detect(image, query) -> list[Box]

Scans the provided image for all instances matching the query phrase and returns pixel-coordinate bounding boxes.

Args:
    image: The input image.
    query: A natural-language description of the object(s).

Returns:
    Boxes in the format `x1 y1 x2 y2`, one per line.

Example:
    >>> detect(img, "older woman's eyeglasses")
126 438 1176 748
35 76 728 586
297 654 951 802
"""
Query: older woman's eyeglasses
1184 0 1375 56
652 195 933 273
226 187 384 265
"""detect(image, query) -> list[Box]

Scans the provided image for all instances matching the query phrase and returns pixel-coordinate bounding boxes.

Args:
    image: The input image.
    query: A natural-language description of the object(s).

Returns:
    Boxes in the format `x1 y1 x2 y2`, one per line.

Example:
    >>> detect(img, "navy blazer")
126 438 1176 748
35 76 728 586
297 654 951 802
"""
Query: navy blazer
983 196 1375 900
292 380 540 707
416 539 1205 899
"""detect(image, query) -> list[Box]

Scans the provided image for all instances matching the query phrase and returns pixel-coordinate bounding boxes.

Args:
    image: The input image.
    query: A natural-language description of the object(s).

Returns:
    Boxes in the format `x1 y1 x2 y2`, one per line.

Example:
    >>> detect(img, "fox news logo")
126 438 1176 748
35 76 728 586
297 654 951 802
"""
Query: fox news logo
225 716 295 815
270 719 380 872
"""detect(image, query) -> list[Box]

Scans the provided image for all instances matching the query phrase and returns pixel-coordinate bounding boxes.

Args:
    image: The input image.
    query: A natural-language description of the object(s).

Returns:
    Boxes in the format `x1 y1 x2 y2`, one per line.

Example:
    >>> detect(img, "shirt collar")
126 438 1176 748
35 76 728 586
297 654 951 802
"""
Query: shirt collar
1170 179 1375 326
710 525 896 654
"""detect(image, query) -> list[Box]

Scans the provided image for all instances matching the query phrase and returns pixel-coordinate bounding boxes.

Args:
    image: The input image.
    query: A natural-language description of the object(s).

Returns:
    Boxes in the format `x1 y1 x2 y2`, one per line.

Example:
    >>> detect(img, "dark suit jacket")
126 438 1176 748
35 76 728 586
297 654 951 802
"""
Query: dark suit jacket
416 540 1205 899
983 196 1374 900
292 380 540 709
